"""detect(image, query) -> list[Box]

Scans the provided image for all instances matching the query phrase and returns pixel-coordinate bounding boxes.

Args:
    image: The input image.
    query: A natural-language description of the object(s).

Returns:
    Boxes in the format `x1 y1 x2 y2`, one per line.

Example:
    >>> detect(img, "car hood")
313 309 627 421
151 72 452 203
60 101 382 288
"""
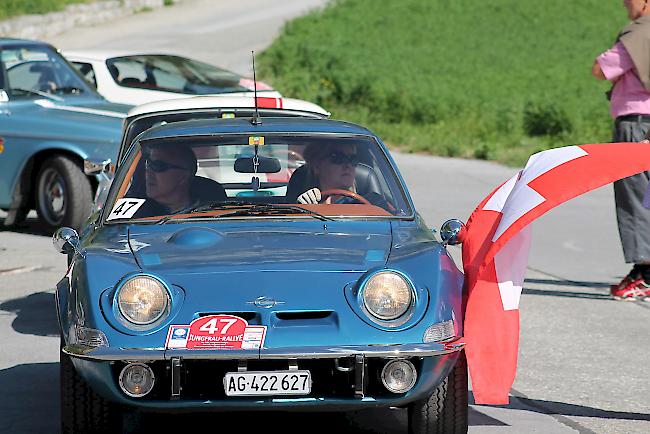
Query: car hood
13 98 130 144
128 220 391 273
33 97 130 118
123 220 407 348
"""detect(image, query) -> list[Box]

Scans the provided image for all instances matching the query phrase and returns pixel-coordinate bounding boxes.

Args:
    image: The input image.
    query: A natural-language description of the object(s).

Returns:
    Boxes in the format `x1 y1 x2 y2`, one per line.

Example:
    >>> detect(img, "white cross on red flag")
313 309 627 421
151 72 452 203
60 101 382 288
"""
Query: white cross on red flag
461 142 650 405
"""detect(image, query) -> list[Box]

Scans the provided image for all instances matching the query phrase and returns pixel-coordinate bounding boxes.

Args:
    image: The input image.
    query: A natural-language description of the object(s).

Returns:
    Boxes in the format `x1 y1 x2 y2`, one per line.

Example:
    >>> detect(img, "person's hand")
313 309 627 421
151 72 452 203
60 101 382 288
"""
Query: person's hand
297 188 321 204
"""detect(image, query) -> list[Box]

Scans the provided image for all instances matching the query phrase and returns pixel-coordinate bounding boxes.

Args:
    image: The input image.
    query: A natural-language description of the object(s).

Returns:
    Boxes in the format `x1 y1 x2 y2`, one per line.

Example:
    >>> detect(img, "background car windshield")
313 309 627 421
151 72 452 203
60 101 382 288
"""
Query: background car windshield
106 55 249 94
4 46 93 98
108 134 413 221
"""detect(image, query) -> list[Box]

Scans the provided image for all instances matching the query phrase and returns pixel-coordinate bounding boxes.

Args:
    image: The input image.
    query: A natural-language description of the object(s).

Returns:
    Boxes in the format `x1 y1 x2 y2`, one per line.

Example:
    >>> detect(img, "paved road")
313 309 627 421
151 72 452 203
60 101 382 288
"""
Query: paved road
1 0 649 432
49 0 328 76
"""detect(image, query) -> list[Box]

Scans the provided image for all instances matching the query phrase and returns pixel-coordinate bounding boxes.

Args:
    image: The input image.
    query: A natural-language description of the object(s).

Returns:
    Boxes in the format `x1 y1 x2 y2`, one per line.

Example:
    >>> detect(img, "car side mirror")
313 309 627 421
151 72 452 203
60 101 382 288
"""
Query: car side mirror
84 158 112 175
0 90 8 103
440 219 466 246
53 227 83 256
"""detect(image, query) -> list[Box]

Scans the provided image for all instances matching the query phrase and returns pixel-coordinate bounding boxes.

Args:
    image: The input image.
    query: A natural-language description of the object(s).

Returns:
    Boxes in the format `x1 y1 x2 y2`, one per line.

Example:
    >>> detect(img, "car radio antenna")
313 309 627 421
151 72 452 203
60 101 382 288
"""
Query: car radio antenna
251 51 261 125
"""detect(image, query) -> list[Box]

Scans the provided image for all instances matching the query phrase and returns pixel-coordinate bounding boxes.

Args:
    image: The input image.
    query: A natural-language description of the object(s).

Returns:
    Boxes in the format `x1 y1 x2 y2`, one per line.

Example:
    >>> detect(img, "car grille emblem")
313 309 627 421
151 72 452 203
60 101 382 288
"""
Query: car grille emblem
246 296 285 309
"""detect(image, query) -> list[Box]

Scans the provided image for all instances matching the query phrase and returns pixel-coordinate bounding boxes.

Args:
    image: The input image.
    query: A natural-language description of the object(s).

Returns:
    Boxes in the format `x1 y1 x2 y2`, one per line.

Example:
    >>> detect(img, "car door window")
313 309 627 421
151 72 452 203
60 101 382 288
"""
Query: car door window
71 61 97 88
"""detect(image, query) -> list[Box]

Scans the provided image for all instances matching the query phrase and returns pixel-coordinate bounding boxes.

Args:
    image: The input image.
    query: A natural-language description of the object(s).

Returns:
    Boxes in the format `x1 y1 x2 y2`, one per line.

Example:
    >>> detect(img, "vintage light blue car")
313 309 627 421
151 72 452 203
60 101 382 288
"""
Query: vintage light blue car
0 38 131 231
53 113 468 433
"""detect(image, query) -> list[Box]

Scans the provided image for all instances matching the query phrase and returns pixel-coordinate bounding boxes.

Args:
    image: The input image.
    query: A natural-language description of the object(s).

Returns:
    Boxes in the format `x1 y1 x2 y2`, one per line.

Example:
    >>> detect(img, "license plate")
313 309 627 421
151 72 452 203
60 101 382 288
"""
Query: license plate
224 370 311 396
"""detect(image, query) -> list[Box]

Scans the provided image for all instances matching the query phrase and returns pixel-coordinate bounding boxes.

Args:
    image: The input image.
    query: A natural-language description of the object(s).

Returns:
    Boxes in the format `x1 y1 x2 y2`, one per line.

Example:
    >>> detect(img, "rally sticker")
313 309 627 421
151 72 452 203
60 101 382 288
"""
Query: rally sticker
248 136 265 146
106 198 145 221
165 315 266 350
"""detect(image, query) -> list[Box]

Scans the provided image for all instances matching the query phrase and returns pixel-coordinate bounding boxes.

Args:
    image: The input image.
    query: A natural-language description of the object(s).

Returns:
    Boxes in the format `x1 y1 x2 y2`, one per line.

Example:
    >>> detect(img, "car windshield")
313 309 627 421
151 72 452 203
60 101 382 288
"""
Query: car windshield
3 46 95 98
104 134 413 223
106 55 251 94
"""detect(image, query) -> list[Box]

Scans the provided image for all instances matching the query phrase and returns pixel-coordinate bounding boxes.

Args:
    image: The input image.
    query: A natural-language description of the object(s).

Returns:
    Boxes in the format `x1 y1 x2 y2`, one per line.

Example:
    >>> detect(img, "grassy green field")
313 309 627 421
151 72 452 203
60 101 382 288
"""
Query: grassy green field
259 0 629 165
0 0 92 21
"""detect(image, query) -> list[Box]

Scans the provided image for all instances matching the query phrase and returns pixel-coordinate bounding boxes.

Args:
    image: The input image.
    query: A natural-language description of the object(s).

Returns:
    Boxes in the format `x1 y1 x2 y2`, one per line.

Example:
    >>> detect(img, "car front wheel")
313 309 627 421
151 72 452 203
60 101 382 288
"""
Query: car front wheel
60 340 120 433
36 155 92 232
408 351 468 434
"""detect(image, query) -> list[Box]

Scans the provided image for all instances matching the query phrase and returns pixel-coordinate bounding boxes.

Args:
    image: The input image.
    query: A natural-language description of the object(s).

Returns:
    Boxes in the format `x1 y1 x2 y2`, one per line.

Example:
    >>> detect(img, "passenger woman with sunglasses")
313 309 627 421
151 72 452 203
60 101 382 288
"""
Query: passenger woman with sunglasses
296 142 361 204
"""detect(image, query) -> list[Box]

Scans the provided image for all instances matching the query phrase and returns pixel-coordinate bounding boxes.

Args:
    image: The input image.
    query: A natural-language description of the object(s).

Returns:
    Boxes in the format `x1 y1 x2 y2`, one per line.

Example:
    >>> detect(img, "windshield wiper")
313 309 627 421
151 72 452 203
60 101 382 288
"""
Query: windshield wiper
213 204 333 221
154 200 254 225
155 201 332 224
12 88 64 101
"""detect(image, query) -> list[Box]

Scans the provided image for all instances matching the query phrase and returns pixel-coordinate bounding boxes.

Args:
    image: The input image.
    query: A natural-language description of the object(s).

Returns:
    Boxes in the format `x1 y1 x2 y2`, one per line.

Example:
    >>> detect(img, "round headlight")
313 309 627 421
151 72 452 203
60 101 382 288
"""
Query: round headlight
362 271 413 321
118 275 169 325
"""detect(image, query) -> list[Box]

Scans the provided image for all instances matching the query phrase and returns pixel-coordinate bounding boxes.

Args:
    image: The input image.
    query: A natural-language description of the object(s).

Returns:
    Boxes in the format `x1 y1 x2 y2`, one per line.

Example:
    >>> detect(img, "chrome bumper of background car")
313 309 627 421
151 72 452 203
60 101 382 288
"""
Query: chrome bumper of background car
63 341 464 362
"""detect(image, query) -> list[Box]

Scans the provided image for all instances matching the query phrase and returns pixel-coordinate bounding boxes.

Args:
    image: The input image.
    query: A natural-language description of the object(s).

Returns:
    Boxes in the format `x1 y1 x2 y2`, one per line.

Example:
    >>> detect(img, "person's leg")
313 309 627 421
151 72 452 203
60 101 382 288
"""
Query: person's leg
611 119 650 299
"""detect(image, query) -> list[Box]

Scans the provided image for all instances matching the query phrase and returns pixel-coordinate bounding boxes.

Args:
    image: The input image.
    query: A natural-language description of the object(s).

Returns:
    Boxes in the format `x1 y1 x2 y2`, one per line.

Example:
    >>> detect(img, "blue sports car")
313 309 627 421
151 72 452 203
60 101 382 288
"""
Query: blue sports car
54 112 468 433
0 38 131 231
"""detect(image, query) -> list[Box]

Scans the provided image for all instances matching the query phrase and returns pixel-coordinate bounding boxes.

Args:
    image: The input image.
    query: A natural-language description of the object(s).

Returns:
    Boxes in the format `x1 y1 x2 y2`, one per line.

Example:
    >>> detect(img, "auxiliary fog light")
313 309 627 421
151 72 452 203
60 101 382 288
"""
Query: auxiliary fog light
381 359 417 393
119 363 155 398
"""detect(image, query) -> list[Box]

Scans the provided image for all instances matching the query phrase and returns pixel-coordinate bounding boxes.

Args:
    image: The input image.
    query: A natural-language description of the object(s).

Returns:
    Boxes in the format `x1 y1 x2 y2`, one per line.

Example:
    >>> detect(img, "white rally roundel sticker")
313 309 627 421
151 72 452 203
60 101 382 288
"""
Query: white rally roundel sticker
107 198 145 221
166 315 266 350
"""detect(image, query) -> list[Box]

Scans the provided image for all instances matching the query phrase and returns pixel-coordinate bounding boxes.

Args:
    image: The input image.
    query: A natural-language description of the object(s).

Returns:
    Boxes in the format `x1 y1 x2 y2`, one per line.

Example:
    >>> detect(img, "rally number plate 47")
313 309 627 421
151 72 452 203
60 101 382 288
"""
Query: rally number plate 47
224 370 311 396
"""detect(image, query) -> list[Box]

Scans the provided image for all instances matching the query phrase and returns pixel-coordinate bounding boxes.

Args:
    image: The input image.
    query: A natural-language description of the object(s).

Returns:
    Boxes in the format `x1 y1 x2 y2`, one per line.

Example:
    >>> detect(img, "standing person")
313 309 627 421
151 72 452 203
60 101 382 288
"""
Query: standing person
592 0 650 299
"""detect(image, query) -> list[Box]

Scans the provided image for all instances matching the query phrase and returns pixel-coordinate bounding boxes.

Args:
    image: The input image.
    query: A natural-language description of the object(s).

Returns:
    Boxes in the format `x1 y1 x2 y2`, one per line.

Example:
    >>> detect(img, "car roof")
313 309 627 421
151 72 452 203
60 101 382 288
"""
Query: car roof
63 49 193 61
138 117 375 142
0 38 53 49
127 95 330 118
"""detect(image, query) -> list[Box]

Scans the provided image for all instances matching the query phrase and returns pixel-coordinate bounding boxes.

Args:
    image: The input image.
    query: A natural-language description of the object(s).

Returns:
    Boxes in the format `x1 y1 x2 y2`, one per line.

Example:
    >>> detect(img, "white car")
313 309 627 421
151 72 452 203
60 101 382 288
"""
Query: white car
64 50 282 105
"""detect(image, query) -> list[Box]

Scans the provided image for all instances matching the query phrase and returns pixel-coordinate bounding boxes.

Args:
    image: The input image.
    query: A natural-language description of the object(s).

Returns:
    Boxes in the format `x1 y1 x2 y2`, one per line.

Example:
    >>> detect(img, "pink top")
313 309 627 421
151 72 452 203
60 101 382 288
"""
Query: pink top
597 41 650 118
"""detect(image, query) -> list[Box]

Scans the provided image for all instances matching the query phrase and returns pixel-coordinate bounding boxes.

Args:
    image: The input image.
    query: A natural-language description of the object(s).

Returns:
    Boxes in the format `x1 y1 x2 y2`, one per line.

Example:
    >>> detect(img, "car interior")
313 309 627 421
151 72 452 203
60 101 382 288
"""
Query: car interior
109 135 411 221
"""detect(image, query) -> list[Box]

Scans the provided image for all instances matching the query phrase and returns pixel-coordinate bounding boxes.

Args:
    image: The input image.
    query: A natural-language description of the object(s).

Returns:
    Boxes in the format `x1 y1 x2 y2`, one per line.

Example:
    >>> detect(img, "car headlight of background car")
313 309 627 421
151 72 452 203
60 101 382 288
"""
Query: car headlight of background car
360 270 415 326
116 274 171 329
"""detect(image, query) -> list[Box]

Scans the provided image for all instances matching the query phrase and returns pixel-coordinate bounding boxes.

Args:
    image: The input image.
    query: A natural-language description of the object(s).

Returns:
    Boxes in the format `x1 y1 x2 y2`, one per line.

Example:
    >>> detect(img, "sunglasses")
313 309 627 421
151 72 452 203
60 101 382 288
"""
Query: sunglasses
327 152 359 166
145 157 191 173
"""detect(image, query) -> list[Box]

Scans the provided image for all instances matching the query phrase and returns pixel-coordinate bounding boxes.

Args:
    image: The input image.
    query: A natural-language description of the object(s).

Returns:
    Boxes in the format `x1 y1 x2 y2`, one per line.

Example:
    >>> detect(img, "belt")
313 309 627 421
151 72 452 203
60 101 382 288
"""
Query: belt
615 114 650 123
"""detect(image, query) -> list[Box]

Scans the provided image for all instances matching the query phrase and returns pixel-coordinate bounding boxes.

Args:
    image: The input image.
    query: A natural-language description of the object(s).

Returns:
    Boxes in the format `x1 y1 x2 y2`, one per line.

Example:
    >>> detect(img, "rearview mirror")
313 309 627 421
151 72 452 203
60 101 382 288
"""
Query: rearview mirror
234 156 281 173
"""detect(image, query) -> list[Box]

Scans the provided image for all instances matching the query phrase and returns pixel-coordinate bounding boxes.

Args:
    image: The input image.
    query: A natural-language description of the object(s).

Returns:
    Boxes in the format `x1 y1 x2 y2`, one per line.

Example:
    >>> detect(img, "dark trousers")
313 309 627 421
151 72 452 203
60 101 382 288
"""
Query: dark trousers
613 118 650 264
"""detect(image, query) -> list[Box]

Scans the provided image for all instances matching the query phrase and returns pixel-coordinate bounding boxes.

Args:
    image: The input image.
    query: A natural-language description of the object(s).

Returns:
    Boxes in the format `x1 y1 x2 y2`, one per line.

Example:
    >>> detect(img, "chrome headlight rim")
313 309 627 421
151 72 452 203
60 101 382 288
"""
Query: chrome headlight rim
115 273 171 330
359 269 416 328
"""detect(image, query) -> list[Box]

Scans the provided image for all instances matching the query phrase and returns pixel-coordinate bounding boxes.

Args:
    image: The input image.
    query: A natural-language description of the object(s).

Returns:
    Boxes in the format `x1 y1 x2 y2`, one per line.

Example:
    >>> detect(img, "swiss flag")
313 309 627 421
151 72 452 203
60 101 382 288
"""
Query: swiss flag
462 142 650 405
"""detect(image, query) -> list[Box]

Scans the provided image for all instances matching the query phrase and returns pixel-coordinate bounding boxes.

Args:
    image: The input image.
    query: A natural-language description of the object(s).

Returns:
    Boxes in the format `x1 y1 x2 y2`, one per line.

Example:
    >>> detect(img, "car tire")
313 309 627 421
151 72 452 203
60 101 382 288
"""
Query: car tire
407 351 468 434
36 155 92 232
60 340 120 434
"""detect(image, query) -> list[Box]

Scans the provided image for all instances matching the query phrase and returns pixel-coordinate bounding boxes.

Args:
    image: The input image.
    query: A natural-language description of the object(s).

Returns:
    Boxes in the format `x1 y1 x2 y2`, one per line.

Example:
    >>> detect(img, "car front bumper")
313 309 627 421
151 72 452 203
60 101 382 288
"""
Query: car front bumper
66 341 465 410
63 341 464 361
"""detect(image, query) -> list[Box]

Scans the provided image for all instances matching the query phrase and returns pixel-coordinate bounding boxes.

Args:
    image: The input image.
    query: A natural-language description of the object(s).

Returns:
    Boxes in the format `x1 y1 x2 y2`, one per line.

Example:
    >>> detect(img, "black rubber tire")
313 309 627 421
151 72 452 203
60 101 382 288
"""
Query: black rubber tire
60 341 120 434
408 352 469 434
35 155 92 232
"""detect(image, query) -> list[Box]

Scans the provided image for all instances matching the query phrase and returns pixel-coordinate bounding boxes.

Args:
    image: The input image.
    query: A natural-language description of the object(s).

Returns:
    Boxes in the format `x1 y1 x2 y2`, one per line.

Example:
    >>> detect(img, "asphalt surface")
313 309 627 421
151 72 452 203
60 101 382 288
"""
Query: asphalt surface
1 0 649 432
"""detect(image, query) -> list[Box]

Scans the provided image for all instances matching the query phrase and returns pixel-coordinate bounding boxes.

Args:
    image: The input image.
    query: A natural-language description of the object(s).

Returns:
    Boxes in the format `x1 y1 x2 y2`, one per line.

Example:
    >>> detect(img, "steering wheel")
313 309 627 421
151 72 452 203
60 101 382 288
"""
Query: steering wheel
319 189 371 205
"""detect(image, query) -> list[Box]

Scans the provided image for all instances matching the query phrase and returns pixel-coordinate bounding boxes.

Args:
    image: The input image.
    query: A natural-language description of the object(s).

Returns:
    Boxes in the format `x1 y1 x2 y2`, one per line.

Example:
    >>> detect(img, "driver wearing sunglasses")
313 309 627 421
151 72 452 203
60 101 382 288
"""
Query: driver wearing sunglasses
297 143 359 204
133 145 198 217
